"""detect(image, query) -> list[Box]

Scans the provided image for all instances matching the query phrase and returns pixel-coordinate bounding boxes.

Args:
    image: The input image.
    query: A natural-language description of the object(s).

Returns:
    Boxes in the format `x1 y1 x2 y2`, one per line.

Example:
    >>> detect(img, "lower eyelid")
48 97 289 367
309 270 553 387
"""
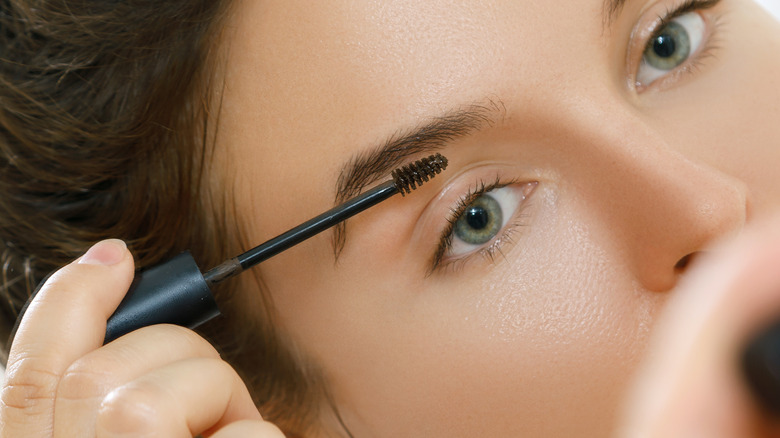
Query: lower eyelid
628 0 724 93
444 181 537 264
637 12 707 83
636 11 709 88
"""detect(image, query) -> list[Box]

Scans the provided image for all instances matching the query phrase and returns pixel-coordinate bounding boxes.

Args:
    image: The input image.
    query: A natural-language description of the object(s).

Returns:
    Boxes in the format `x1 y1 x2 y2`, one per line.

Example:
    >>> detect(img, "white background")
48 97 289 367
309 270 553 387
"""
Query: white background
757 0 780 19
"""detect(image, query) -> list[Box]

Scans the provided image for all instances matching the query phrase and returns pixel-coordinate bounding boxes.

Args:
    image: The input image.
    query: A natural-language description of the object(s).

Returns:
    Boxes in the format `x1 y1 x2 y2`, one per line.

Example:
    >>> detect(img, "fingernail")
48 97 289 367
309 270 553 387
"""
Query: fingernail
78 239 127 266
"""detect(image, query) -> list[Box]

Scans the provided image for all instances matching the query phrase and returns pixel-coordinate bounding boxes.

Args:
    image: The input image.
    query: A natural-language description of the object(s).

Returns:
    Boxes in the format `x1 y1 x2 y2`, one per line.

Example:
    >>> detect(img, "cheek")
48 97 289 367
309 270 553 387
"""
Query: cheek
450 189 662 433
280 186 665 437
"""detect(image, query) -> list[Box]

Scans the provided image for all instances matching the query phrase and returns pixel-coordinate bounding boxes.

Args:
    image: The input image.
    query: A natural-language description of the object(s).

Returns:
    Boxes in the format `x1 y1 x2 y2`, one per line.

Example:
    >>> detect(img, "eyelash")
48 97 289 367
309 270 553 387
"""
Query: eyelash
660 0 720 23
427 2 722 271
636 0 724 90
430 176 526 273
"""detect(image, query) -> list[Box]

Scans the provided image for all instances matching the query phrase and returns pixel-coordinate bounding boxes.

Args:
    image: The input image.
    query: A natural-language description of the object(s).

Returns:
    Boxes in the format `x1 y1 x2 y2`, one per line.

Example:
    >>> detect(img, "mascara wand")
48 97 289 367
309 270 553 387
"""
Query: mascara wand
103 153 448 343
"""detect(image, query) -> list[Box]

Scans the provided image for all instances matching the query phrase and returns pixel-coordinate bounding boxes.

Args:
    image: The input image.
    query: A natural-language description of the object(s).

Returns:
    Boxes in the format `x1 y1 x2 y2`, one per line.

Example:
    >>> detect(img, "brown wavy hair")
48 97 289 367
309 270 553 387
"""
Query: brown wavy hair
0 0 324 435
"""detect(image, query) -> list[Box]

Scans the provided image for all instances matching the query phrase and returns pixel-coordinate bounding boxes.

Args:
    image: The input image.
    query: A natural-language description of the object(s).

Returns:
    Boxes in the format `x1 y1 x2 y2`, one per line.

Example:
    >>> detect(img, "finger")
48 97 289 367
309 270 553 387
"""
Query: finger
208 420 286 438
619 220 780 437
1 239 134 437
54 324 221 437
94 357 263 437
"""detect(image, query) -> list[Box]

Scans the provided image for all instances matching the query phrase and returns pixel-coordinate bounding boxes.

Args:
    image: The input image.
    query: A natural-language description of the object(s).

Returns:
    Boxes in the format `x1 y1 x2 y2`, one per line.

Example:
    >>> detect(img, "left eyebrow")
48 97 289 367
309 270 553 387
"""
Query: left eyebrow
331 99 505 258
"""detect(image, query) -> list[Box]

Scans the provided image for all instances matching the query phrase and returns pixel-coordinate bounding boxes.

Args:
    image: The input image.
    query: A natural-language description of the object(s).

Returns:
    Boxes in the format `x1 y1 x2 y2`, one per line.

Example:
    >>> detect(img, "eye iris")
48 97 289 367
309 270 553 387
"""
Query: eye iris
453 194 502 245
644 21 691 71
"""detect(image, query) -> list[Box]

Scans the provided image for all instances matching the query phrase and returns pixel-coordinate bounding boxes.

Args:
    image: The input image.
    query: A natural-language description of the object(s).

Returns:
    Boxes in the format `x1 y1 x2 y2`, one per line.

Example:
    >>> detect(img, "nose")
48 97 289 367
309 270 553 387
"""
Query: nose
558 108 749 292
618 151 747 291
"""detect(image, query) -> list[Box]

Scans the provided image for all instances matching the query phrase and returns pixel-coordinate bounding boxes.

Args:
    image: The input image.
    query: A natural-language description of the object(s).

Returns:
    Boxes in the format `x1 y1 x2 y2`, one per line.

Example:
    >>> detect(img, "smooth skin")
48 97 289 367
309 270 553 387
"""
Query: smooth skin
3 0 780 436
212 0 780 435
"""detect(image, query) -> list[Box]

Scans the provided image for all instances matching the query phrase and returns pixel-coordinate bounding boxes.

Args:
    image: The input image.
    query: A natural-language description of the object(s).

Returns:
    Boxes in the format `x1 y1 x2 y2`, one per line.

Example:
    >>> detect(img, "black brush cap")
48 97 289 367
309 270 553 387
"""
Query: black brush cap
743 319 780 414
104 251 220 344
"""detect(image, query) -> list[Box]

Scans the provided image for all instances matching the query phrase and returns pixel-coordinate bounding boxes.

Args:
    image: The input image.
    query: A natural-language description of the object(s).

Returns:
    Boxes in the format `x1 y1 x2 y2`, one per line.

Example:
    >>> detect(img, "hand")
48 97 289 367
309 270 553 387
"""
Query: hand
0 239 283 437
617 219 780 437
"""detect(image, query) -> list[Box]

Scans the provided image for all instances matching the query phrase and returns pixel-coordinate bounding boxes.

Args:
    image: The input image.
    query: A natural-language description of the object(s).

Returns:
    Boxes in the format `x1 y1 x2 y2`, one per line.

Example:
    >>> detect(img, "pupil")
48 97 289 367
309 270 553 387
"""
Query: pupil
653 34 676 58
465 207 489 230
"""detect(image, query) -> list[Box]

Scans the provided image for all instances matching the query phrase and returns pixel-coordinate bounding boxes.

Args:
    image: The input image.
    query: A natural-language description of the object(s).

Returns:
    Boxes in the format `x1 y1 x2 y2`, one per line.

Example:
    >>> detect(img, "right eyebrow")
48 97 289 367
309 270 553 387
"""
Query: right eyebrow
331 99 505 258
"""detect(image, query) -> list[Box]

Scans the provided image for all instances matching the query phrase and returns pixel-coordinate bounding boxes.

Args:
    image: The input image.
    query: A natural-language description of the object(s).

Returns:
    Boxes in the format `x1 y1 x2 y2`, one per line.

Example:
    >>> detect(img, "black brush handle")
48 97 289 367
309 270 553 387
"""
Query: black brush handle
104 251 220 344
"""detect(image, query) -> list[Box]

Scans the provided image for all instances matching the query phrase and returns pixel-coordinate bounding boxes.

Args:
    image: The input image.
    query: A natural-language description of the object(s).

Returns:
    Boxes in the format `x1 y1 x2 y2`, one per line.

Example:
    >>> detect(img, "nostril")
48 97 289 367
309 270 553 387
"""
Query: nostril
674 251 707 273
674 252 702 272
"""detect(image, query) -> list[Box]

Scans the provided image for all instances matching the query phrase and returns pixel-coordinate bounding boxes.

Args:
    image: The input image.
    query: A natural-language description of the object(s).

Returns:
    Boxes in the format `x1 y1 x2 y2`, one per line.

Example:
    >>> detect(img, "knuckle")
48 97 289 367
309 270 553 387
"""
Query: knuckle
32 269 95 310
58 358 116 401
1 357 59 413
251 421 286 437
150 324 220 357
39 262 125 310
202 357 243 387
215 420 286 437
40 267 89 296
212 356 238 377
96 382 167 435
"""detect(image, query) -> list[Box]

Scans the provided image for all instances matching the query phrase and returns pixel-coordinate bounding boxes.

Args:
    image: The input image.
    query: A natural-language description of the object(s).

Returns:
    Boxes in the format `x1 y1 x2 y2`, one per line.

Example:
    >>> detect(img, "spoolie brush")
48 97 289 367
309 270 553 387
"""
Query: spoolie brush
391 153 447 195
103 153 448 343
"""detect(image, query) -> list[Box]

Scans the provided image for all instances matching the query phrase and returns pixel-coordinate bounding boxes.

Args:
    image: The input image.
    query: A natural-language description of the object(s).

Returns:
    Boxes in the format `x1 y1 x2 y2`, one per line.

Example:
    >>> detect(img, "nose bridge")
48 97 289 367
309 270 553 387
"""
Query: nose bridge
553 99 748 292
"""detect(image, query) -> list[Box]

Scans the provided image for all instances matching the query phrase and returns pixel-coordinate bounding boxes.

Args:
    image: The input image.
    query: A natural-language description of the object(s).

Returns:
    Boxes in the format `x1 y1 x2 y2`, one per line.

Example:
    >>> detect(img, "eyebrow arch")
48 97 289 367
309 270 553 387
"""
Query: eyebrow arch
603 0 629 28
331 98 505 258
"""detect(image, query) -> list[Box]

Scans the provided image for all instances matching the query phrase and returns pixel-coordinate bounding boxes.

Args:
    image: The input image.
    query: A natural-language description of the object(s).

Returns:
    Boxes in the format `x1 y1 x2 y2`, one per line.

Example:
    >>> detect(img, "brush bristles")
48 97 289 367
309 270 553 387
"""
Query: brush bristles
391 153 448 195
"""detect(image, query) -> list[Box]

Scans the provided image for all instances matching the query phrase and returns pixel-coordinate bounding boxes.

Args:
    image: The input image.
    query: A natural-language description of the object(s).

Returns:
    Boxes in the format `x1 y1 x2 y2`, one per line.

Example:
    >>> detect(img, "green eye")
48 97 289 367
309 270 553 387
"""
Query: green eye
644 21 691 71
636 11 706 87
437 183 536 267
453 194 503 245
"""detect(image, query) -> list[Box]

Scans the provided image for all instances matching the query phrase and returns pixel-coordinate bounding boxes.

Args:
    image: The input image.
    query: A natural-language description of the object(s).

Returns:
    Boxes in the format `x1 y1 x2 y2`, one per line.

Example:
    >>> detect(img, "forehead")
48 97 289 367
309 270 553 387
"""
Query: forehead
222 0 611 134
227 0 611 82
214 0 627 211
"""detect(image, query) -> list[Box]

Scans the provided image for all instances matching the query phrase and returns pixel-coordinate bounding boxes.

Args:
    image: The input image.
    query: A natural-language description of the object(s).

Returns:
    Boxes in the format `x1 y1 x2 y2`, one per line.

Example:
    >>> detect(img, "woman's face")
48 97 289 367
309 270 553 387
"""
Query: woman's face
212 0 780 435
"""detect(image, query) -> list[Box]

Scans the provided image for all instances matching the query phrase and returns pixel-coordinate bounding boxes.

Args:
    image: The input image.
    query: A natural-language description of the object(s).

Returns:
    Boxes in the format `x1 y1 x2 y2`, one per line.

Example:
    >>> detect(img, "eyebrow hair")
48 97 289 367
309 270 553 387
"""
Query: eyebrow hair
331 99 505 258
603 0 629 28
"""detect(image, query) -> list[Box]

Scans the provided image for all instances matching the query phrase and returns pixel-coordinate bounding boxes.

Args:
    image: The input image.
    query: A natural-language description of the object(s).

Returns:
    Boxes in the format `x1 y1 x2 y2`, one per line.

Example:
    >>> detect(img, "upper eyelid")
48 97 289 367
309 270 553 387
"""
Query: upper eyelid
431 178 524 271
431 183 535 275
628 0 723 90
446 177 507 227
430 177 507 270
418 162 537 272
645 0 721 42
658 0 721 26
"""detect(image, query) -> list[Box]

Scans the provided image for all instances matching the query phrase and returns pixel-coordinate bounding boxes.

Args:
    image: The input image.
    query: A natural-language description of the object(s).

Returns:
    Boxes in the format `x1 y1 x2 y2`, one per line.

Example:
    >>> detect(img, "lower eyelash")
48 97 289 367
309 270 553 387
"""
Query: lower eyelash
480 210 528 262
430 177 504 269
662 12 724 86
430 177 527 273
435 203 532 274
685 12 724 71
638 3 725 91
